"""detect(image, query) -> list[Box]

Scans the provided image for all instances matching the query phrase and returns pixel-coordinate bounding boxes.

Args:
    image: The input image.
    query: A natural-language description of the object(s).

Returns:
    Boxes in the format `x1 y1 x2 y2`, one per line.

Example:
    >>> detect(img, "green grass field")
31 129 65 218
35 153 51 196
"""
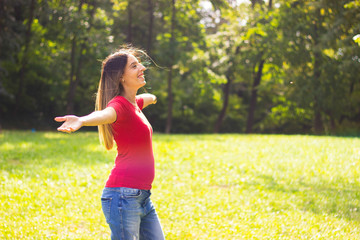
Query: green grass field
0 131 359 239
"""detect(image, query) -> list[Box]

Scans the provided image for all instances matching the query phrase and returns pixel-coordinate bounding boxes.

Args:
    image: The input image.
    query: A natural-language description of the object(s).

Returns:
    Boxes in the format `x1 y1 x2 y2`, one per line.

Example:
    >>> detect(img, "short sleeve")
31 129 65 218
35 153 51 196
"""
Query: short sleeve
107 96 126 123
136 96 144 110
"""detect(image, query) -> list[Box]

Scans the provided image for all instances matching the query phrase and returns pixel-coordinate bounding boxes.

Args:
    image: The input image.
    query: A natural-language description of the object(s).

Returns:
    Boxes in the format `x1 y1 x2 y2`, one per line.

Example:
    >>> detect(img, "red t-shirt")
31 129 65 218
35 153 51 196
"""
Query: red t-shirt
105 95 154 190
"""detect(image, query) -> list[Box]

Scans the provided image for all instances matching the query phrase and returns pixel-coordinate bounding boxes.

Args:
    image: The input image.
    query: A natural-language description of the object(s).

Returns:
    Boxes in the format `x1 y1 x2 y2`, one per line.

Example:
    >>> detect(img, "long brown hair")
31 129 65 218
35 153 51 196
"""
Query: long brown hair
95 46 141 150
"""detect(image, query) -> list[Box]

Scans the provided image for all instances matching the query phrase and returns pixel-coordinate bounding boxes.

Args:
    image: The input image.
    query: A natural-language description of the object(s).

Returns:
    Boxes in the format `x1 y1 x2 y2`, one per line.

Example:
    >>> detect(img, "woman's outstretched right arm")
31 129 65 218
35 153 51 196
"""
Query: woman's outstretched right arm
55 107 116 133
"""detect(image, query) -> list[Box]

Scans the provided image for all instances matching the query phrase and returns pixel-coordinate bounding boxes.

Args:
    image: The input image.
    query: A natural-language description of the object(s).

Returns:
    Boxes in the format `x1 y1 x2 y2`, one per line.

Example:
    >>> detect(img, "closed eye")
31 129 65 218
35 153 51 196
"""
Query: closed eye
130 61 139 69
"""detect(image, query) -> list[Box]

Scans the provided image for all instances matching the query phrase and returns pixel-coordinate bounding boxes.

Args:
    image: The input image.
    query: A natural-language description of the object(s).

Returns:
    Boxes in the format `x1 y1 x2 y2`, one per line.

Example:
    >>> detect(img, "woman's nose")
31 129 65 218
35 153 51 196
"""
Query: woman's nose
140 63 146 71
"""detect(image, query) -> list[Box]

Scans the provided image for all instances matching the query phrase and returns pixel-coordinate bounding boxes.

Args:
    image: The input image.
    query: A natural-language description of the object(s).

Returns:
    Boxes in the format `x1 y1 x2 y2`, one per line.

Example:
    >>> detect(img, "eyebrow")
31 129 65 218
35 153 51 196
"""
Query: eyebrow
129 61 138 67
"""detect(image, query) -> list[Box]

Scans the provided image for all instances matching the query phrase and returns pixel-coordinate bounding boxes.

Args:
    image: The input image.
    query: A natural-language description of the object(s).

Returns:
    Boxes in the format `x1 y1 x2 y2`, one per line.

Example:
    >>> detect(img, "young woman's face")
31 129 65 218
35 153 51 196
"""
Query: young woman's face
122 54 147 89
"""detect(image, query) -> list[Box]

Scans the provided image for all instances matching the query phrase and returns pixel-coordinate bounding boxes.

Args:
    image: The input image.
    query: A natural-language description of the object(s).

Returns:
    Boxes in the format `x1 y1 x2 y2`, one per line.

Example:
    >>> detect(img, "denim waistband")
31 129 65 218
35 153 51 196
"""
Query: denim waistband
103 187 151 194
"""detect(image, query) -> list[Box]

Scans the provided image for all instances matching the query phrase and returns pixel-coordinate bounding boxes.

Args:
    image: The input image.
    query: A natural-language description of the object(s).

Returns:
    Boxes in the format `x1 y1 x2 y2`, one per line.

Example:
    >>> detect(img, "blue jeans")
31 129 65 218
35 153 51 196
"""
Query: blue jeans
101 187 165 240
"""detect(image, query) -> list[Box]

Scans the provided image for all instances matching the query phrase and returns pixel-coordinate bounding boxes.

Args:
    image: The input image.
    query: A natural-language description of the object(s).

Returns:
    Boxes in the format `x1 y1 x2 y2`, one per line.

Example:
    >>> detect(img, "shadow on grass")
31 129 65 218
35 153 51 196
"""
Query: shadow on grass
254 173 360 222
0 131 115 173
2 131 359 223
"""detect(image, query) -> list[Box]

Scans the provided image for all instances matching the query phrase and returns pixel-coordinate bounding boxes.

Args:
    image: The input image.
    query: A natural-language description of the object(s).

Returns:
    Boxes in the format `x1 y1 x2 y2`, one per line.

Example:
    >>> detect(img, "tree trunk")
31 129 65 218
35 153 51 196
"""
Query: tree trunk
245 1 269 133
312 8 324 134
0 0 5 41
313 57 324 133
312 63 324 134
66 43 87 113
251 0 263 8
165 0 176 134
66 0 84 113
349 76 355 94
165 67 173 133
246 59 265 133
313 103 324 134
127 0 133 43
66 0 96 114
214 75 231 133
325 111 336 133
214 46 240 133
66 35 77 113
14 0 36 114
147 0 154 54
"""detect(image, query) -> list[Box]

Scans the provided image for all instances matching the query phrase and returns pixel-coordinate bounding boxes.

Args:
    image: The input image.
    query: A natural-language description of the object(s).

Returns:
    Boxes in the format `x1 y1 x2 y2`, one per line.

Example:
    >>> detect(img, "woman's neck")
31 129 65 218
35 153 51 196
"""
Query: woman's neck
122 91 137 105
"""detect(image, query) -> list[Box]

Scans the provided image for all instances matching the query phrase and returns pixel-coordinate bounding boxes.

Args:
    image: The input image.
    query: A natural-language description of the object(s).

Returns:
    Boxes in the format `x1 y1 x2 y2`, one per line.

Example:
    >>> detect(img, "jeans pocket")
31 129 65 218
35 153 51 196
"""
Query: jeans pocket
101 197 112 222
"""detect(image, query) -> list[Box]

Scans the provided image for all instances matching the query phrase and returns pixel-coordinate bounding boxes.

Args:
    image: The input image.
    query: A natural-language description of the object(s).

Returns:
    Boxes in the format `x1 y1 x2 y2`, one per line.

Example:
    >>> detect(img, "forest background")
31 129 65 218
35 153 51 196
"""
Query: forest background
0 0 359 135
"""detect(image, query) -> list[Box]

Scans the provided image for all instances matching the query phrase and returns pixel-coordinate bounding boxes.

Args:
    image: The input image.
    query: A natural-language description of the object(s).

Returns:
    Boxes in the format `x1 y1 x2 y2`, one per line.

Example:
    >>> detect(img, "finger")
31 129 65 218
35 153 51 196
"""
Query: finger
64 127 75 133
60 129 71 134
57 125 71 132
54 116 66 122
57 127 68 133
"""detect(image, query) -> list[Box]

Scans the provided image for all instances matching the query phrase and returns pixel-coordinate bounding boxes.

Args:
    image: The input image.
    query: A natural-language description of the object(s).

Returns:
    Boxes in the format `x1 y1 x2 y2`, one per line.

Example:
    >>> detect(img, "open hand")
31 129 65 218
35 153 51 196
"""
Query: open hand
54 115 83 133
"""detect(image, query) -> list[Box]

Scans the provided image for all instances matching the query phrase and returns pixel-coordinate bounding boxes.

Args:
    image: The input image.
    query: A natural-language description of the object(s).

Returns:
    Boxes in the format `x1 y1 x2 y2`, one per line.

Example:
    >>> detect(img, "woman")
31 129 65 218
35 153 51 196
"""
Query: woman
55 46 165 240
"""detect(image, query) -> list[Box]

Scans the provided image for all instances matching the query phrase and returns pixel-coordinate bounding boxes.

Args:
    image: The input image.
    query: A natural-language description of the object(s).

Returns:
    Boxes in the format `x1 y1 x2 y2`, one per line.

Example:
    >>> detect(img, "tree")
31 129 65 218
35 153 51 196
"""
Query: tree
245 0 277 133
66 0 98 114
14 0 36 114
153 0 209 133
278 0 360 134
165 0 176 134
0 0 359 134
146 0 154 54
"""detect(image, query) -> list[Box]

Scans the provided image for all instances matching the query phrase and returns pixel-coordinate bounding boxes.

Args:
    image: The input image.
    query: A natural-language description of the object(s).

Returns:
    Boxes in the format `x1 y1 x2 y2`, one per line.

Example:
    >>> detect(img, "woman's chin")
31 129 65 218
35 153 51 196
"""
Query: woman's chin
138 76 145 82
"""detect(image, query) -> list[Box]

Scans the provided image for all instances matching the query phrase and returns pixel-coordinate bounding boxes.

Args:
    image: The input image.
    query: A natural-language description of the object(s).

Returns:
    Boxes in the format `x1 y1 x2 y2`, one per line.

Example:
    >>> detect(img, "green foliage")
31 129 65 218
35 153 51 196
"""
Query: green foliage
0 0 359 134
274 0 360 133
1 131 360 239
